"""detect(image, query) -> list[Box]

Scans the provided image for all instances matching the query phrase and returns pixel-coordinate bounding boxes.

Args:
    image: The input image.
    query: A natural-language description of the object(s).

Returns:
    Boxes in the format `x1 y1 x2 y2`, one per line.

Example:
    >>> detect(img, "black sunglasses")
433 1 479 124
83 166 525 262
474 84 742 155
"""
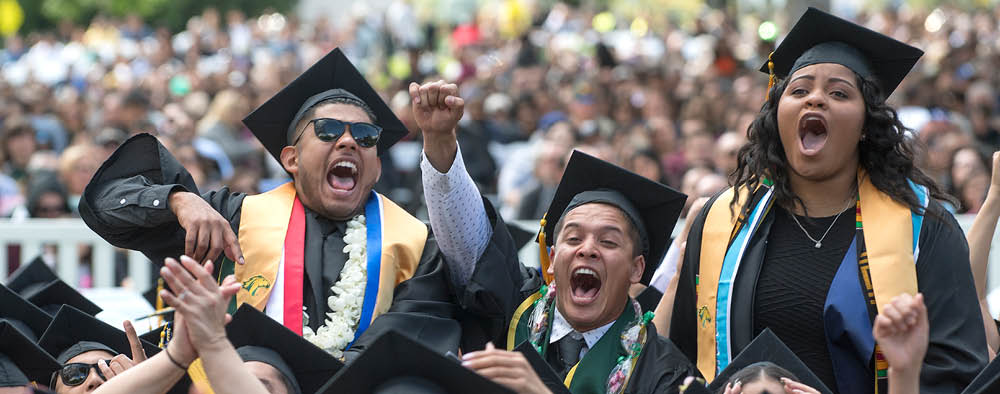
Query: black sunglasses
293 118 382 148
51 361 109 387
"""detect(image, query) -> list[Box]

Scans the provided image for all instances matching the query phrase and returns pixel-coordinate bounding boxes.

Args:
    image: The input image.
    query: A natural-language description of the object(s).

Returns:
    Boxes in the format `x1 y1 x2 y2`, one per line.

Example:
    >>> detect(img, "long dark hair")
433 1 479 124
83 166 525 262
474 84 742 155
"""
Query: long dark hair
730 73 956 218
717 362 799 394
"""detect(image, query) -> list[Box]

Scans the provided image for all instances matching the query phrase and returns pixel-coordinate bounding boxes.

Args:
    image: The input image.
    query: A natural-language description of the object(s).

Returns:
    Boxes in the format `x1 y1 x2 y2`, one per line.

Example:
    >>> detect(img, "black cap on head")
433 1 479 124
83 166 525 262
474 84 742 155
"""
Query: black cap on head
243 48 407 162
6 257 58 294
317 330 514 394
38 306 160 364
24 280 103 317
6 257 102 317
759 7 923 99
226 305 343 394
707 329 831 394
0 284 52 341
962 354 1000 394
0 321 60 387
541 150 686 285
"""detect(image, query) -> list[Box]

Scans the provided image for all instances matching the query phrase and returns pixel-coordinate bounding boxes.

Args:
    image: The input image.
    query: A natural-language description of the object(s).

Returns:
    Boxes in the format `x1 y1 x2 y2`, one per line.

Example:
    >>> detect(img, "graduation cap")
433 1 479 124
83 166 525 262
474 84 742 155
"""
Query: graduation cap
512 342 570 394
961 354 1000 394
635 286 664 314
759 7 922 99
6 256 58 294
316 330 514 394
508 223 537 252
226 305 343 394
707 329 831 394
0 321 60 387
6 257 102 316
0 284 52 341
38 305 160 365
538 150 686 285
243 48 408 163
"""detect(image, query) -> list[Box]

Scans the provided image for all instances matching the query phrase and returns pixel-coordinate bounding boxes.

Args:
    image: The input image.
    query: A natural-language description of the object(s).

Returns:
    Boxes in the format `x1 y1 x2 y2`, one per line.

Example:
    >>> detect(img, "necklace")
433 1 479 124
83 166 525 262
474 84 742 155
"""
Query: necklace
787 202 851 249
302 214 367 359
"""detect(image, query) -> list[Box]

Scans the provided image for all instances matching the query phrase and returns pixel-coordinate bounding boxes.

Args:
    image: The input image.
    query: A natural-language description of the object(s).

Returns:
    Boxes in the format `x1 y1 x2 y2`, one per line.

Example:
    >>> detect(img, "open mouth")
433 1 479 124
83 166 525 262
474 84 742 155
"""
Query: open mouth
569 267 602 304
798 114 828 156
328 160 358 191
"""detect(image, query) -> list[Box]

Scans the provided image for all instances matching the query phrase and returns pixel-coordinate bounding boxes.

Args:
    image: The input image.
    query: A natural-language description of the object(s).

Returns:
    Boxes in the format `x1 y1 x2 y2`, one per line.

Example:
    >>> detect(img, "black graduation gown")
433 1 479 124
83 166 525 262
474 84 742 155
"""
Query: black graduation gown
458 198 697 393
78 134 461 362
670 192 988 393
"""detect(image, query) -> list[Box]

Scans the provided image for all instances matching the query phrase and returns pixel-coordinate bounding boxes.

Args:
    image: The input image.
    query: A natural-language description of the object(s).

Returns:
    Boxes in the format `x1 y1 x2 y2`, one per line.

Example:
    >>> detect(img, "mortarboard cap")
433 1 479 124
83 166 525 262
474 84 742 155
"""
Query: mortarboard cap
635 286 664 314
759 7 922 99
0 321 60 387
707 329 831 394
226 305 343 394
23 280 103 317
6 257 58 294
317 330 514 394
508 224 537 252
961 353 1000 394
539 150 686 284
38 305 160 364
243 48 408 163
0 284 52 341
512 342 570 394
6 257 102 317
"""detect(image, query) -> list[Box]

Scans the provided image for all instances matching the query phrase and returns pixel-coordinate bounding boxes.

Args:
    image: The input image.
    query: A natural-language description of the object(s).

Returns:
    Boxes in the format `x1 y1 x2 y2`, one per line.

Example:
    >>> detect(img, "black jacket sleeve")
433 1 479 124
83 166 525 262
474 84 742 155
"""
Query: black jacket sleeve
916 202 989 393
455 197 544 350
79 133 244 265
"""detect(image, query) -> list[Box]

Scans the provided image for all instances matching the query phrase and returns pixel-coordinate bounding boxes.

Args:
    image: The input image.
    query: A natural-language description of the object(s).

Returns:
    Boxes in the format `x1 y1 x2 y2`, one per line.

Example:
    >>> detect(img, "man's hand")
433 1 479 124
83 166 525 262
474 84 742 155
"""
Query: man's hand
94 320 147 380
409 80 465 173
168 191 244 265
462 343 552 394
872 293 928 379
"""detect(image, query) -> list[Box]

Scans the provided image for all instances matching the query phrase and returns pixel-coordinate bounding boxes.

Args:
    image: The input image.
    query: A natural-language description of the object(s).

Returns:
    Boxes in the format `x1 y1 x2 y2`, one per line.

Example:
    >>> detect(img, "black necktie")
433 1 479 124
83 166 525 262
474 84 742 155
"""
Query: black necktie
557 334 586 376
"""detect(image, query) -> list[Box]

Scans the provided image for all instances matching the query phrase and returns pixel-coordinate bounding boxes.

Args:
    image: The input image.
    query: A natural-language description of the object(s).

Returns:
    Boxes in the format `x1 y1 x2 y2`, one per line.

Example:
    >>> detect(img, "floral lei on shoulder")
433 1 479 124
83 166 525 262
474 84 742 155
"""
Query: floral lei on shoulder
302 214 367 359
525 284 654 394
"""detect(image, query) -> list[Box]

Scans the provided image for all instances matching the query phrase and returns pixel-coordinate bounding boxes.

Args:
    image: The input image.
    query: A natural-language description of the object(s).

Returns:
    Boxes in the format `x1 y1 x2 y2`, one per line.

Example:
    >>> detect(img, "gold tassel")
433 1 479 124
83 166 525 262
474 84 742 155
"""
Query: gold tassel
538 215 554 284
766 51 776 100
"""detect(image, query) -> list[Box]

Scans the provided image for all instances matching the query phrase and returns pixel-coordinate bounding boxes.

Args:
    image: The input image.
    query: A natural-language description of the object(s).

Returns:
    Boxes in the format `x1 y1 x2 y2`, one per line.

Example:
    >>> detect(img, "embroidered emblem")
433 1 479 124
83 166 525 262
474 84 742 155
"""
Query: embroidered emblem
698 306 711 328
241 275 271 296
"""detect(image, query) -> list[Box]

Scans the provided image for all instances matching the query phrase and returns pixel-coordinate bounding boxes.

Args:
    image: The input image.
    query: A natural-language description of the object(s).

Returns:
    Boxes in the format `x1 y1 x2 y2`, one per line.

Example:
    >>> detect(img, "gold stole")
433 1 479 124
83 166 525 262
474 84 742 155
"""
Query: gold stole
233 181 428 320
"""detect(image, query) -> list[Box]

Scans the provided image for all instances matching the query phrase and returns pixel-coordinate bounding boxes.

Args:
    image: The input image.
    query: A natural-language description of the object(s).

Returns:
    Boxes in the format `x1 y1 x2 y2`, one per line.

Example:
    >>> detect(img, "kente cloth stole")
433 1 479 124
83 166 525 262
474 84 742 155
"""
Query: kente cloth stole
232 181 427 335
507 296 637 394
695 170 924 391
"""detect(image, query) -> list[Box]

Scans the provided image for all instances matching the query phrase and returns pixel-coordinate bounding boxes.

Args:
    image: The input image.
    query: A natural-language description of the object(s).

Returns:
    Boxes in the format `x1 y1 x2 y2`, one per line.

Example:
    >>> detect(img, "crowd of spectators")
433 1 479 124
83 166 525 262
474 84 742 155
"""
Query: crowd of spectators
2 3 999 258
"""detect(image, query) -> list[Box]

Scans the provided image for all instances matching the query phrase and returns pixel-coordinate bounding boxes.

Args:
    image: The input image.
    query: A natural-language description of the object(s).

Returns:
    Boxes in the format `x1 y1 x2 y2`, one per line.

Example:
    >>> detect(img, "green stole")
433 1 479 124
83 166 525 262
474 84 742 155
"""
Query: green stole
508 296 636 394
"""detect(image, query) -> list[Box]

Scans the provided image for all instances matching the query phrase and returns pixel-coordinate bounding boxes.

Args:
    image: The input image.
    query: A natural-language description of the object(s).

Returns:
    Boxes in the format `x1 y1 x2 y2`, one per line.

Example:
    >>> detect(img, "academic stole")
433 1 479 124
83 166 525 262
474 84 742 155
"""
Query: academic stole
695 170 921 393
186 182 426 393
507 295 639 394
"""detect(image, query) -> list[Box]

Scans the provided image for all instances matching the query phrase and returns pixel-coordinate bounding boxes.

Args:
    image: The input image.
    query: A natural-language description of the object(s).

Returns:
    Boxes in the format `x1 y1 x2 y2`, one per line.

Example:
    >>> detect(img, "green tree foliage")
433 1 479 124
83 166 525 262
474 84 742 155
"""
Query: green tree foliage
28 0 296 33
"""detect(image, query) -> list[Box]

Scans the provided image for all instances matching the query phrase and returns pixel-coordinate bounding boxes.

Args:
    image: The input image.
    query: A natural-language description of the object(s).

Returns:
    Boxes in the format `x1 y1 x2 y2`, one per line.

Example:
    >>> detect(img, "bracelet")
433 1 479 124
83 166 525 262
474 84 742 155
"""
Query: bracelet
164 346 189 370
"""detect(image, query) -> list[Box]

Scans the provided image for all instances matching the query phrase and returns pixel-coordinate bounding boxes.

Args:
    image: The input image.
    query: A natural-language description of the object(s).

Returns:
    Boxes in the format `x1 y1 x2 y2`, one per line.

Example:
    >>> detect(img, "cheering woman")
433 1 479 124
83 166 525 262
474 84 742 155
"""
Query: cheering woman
669 8 987 394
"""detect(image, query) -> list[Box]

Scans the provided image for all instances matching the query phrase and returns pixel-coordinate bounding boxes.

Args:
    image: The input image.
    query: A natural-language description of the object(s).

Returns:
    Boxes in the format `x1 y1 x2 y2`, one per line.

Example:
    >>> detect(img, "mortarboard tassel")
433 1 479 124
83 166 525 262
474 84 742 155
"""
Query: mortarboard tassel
766 51 776 100
537 215 554 284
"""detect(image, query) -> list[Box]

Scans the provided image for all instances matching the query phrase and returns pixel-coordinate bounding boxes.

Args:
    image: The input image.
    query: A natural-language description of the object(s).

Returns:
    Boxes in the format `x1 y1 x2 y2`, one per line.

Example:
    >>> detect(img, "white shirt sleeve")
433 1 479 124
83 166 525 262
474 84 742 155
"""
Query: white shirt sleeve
420 146 493 287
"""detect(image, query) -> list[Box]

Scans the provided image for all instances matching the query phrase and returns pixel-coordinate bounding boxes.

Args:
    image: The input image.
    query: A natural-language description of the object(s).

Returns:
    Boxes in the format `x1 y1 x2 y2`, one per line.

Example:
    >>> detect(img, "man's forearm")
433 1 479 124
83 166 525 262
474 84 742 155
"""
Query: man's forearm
423 132 459 174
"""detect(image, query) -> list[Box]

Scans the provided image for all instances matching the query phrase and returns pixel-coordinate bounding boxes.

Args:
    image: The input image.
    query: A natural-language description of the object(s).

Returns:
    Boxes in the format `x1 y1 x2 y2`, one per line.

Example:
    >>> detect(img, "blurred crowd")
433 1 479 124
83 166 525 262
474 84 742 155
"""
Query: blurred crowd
2 2 999 226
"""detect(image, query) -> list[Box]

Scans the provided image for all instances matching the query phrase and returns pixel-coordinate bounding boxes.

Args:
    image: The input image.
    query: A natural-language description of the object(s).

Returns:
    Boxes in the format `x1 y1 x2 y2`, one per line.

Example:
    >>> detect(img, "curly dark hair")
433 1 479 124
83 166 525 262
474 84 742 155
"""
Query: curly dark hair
730 72 956 218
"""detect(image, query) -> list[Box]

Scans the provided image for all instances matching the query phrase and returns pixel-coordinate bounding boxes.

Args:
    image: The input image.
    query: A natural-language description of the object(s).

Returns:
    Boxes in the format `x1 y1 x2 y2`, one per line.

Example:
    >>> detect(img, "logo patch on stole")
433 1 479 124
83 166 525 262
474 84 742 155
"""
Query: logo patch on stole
242 275 272 296
698 306 711 328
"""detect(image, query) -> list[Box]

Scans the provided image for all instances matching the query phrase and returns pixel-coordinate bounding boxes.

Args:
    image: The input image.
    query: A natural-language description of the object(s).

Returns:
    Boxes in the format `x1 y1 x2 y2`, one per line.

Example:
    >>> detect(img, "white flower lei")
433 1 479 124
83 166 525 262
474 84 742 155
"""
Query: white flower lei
302 215 367 359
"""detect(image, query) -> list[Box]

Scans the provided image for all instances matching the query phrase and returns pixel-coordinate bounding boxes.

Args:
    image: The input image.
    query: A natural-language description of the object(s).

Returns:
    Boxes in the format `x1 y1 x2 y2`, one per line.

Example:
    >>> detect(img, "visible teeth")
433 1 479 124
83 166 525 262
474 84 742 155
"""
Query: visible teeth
334 161 358 175
573 268 597 277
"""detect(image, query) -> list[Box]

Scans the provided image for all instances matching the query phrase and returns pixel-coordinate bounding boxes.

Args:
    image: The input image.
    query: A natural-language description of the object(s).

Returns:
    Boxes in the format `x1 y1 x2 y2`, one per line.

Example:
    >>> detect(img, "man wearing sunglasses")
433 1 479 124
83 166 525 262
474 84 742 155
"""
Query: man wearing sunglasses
37 305 158 394
80 48 471 362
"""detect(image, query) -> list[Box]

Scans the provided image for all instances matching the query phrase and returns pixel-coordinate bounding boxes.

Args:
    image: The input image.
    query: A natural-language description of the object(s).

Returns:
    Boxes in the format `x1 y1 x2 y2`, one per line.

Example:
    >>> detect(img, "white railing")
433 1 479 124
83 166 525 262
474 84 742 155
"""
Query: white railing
1 216 997 316
0 218 151 292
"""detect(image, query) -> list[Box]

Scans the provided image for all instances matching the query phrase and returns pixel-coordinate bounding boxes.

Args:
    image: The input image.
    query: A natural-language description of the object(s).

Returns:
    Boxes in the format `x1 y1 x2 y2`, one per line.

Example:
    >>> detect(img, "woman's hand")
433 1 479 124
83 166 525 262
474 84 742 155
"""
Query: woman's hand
159 256 241 351
872 293 928 377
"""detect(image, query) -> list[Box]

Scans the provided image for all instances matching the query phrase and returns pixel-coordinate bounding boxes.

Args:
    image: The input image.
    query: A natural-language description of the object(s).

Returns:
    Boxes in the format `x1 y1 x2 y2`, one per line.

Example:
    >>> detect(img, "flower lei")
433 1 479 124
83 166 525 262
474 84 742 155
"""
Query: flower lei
525 284 653 394
302 215 367 359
